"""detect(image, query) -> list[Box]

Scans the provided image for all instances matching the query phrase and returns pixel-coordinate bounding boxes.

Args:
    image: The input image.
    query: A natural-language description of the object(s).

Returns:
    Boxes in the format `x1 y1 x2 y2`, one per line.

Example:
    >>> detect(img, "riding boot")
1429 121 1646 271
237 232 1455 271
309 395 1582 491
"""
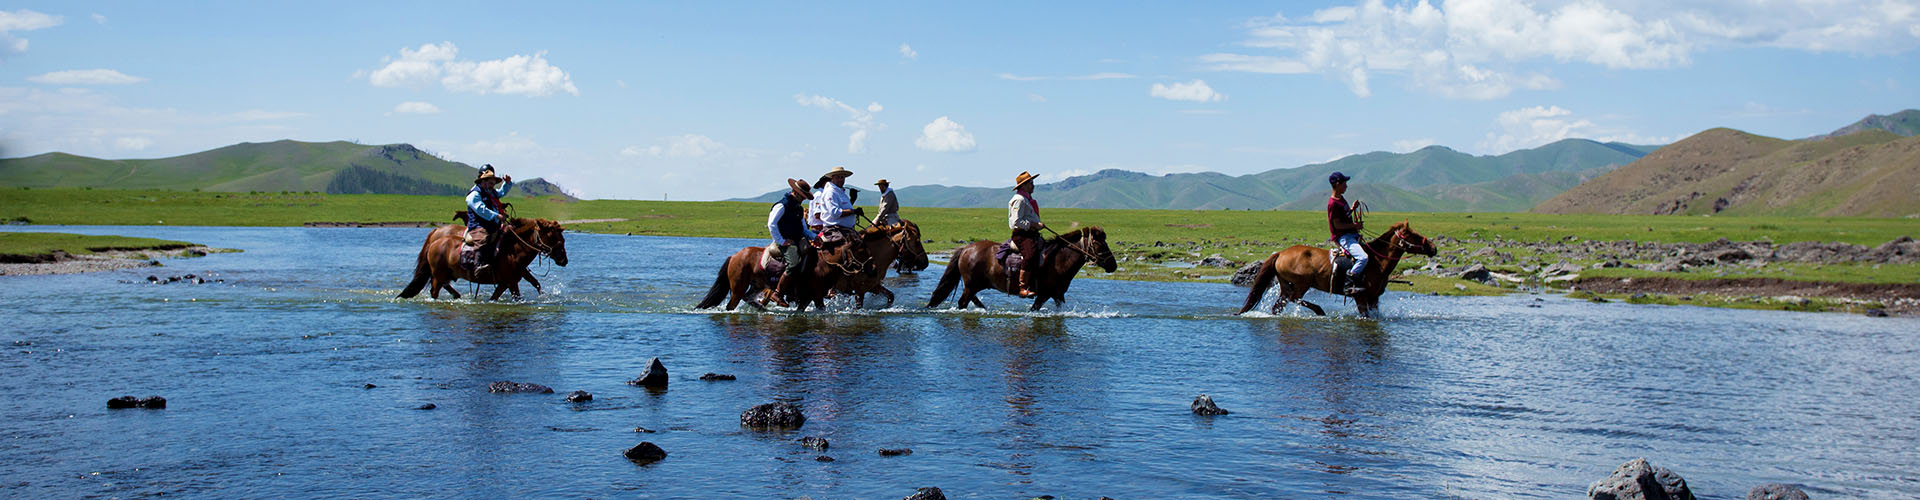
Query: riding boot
1016 270 1038 298
769 275 796 307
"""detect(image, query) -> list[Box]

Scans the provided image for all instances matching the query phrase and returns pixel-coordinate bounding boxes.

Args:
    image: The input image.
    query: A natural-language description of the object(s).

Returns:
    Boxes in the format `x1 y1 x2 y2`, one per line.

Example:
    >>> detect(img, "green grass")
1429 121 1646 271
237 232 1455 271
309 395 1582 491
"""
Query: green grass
0 232 195 259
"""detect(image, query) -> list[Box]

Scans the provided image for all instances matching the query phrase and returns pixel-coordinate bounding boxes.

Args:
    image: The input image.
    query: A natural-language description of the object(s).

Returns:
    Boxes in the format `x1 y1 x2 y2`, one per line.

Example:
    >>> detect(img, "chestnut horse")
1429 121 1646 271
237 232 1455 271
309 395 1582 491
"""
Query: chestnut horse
694 233 873 312
926 227 1117 311
398 218 570 301
1236 221 1436 317
831 220 929 308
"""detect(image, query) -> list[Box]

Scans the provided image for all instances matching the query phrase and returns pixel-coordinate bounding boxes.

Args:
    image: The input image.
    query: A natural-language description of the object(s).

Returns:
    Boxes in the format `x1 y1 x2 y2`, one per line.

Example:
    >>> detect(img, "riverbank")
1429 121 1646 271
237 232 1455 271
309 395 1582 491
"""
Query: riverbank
0 232 228 276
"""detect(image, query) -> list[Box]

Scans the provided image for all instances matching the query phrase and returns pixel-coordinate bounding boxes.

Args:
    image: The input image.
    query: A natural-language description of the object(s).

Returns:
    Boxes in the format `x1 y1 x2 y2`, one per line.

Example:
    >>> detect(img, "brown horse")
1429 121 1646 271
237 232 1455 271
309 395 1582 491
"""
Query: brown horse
831 220 929 308
1236 221 1436 317
926 226 1118 311
398 218 570 301
694 233 873 312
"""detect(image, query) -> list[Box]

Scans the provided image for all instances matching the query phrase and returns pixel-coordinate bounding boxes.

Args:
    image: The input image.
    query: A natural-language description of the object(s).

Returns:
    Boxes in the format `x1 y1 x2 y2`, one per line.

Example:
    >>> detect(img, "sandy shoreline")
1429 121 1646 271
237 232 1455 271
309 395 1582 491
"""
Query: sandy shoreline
0 246 225 276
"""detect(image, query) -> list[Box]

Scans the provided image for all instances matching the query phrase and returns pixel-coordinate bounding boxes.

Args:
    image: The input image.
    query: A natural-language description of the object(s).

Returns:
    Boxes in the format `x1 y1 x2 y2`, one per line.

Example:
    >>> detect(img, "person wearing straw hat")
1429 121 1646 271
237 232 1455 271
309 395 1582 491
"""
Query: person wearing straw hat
873 178 899 227
1007 171 1045 298
816 165 863 233
464 164 514 274
765 178 817 307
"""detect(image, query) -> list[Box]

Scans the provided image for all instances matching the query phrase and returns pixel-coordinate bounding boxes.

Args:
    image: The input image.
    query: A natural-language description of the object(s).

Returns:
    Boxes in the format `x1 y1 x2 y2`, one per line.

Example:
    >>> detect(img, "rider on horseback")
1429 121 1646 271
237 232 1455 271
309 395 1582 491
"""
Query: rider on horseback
466 165 513 274
1327 171 1367 295
1008 171 1044 298
815 166 863 243
766 178 816 307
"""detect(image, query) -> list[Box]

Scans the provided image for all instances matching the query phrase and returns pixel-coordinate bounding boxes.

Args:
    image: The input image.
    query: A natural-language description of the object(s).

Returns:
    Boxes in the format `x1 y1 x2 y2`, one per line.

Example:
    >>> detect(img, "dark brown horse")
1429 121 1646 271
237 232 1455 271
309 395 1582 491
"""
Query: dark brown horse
1237 221 1436 317
831 220 929 308
398 218 570 301
926 227 1117 311
694 234 873 312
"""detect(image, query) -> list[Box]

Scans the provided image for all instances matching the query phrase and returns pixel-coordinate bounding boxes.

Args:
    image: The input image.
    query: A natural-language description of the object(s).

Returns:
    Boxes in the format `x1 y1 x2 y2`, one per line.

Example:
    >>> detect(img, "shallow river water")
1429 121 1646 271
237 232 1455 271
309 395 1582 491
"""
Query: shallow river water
3 226 1916 499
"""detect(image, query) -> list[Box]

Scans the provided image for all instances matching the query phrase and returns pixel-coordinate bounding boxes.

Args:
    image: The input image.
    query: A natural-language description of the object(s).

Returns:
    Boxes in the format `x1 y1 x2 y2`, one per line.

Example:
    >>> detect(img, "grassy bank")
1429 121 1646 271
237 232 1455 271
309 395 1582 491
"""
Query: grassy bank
0 232 195 261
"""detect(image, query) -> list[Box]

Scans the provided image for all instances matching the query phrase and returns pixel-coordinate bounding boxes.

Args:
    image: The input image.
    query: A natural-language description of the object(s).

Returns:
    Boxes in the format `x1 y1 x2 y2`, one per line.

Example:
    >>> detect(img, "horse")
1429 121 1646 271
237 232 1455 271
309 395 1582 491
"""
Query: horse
398 217 570 301
926 226 1118 311
1236 221 1436 317
694 231 873 312
830 221 929 309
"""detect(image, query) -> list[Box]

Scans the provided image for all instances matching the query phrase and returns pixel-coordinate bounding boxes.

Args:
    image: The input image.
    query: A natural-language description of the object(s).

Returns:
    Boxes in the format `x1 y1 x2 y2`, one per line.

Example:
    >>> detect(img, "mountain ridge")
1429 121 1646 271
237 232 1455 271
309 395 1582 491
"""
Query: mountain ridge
0 140 571 198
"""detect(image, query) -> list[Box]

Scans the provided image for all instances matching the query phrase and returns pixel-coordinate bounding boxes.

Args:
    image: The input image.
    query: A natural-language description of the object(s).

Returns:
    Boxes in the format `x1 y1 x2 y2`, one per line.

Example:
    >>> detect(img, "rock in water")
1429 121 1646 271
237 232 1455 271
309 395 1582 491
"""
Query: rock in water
699 373 736 381
1588 458 1695 500
566 390 593 402
1454 264 1492 283
107 396 140 409
1192 394 1230 416
415 403 436 410
623 442 668 465
139 396 167 409
903 486 945 500
487 381 554 394
1230 261 1264 286
629 357 669 388
1746 483 1809 500
741 402 806 429
798 436 830 450
1865 308 1888 317
363 383 377 389
878 448 913 456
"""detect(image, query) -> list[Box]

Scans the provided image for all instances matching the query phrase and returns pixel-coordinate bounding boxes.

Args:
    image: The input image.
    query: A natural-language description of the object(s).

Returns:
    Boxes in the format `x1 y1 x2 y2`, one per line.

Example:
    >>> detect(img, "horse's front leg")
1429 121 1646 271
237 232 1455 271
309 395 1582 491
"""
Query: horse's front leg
875 285 895 309
522 272 542 292
489 284 508 301
1029 295 1047 311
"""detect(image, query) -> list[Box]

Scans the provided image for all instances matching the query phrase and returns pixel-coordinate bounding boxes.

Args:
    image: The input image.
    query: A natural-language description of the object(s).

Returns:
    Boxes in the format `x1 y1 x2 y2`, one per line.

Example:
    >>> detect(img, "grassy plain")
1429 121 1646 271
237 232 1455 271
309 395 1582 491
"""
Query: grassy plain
0 232 194 260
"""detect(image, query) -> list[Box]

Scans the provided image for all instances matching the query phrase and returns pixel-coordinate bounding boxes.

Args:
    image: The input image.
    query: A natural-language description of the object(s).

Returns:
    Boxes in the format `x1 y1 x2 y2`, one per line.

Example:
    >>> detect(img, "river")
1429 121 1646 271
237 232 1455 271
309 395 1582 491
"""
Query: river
2 226 1915 499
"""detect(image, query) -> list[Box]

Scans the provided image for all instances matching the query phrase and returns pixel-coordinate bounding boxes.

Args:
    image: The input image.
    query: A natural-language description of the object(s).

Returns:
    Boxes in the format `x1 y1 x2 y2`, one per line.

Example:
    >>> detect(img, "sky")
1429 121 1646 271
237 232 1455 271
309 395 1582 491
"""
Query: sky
1 1 1916 200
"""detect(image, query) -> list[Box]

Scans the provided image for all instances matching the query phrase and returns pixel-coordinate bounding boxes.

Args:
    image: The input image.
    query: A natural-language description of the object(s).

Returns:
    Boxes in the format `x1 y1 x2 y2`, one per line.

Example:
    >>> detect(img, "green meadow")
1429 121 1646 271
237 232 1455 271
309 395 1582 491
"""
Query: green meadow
0 232 195 260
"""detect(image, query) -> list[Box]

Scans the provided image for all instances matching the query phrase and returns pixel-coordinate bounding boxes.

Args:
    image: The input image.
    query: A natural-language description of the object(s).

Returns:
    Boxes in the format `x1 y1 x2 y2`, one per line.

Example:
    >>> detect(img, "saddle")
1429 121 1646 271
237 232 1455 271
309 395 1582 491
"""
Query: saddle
1328 248 1364 296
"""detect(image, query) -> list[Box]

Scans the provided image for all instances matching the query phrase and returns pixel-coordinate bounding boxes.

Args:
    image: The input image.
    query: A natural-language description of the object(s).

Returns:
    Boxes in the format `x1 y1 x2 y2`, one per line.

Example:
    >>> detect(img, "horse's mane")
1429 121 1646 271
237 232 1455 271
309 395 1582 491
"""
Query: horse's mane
1048 226 1104 244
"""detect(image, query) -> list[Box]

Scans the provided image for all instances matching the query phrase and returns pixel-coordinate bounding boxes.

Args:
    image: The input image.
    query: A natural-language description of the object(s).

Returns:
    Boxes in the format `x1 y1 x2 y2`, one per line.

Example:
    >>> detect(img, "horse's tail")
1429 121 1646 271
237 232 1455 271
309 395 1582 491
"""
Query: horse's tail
1236 257 1279 315
398 245 431 299
925 259 963 308
694 257 732 309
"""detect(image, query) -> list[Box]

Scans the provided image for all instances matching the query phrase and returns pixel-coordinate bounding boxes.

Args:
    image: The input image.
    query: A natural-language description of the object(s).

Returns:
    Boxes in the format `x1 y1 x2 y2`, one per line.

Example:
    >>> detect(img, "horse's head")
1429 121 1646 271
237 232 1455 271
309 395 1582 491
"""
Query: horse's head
891 220 929 271
1388 221 1437 257
531 218 568 266
1059 226 1117 273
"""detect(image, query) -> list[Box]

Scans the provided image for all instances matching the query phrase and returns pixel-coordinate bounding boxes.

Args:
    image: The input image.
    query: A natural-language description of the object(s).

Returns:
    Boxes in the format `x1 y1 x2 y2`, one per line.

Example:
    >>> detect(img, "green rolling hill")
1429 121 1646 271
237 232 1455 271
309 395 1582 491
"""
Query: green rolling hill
0 140 570 198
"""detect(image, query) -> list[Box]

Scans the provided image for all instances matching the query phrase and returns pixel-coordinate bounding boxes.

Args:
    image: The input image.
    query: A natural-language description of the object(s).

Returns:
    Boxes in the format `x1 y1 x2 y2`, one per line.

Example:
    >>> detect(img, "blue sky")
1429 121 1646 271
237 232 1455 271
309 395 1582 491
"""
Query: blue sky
2 1 1916 200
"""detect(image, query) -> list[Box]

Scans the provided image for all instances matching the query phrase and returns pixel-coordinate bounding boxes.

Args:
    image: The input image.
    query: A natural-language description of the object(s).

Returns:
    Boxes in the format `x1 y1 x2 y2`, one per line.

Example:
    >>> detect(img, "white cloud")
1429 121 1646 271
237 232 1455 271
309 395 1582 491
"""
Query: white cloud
1149 79 1225 102
366 42 578 97
795 93 884 154
0 9 62 57
997 72 1137 81
1213 0 1920 99
28 69 146 85
623 134 745 159
1026 93 1047 102
1478 105 1670 153
115 137 151 151
91 13 106 25
393 101 441 114
899 43 918 60
915 116 977 152
1391 138 1437 152
0 87 304 159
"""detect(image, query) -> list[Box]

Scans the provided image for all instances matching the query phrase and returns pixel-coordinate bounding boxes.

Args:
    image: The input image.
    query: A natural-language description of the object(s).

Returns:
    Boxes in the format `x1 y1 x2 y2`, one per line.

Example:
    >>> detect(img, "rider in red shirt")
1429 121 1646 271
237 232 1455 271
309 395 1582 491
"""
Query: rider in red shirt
1327 172 1366 294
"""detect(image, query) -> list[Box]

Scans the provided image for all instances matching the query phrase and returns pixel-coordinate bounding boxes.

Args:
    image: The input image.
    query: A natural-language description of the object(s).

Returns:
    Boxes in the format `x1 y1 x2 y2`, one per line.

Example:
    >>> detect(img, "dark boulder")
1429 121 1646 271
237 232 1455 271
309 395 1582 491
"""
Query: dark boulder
799 436 830 450
699 373 736 381
629 357 669 388
1865 308 1888 317
878 448 913 456
1746 483 1809 500
633 426 655 433
1192 394 1230 416
139 396 166 409
487 381 554 394
1198 255 1234 267
815 455 835 462
1230 262 1264 286
363 383 377 389
566 390 593 402
1588 458 1694 500
740 402 806 429
415 403 436 410
1454 264 1491 283
623 442 668 465
903 486 945 500
107 396 140 409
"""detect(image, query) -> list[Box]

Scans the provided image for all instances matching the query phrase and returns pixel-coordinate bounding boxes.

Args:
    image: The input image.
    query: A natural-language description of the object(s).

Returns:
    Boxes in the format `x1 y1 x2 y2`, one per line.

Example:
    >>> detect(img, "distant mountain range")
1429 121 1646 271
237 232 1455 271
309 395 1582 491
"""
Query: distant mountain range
734 139 1660 212
1537 110 1920 217
0 140 570 198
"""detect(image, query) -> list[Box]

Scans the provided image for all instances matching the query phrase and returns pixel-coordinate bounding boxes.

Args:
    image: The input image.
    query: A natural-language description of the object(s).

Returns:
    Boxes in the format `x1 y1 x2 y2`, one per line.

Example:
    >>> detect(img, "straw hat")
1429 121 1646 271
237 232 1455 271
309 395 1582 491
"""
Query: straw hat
874 179 890 186
475 168 500 184
787 179 814 200
824 166 854 179
1012 171 1038 191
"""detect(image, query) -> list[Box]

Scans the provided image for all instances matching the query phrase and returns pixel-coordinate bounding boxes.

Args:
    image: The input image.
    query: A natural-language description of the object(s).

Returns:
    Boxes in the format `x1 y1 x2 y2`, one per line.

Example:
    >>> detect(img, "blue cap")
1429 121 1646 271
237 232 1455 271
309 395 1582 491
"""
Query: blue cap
1329 171 1351 184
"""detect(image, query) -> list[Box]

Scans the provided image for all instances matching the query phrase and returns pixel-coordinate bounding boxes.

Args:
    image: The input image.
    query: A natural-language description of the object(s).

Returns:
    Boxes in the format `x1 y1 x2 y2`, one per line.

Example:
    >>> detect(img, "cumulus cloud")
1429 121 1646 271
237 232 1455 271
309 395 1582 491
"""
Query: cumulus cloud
366 42 578 97
28 69 146 85
0 9 62 57
899 43 918 60
1210 0 1920 99
1149 79 1225 102
915 116 977 152
795 93 884 154
115 137 151 151
0 86 304 159
1478 105 1669 153
622 134 746 159
997 72 1137 81
393 101 441 114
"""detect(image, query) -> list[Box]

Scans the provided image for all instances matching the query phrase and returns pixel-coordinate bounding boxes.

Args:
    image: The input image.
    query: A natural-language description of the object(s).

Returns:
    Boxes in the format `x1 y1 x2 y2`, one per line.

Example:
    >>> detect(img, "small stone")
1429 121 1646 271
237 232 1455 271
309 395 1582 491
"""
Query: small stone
629 357 669 388
182 274 196 280
623 442 668 465
1746 483 1810 500
487 381 554 394
699 373 736 381
566 390 593 402
798 436 830 450
903 486 945 500
1587 458 1694 500
107 396 140 409
415 403 436 410
1192 394 1230 416
363 383 377 389
139 396 166 409
632 426 656 433
815 455 835 462
878 448 913 456
741 402 806 429
1865 308 1888 317
145 275 159 283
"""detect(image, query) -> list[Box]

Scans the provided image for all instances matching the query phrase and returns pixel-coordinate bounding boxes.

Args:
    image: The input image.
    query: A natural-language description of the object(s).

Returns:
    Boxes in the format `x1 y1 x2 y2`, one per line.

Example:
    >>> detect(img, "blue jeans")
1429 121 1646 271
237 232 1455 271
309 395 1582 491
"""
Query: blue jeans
1336 233 1368 277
